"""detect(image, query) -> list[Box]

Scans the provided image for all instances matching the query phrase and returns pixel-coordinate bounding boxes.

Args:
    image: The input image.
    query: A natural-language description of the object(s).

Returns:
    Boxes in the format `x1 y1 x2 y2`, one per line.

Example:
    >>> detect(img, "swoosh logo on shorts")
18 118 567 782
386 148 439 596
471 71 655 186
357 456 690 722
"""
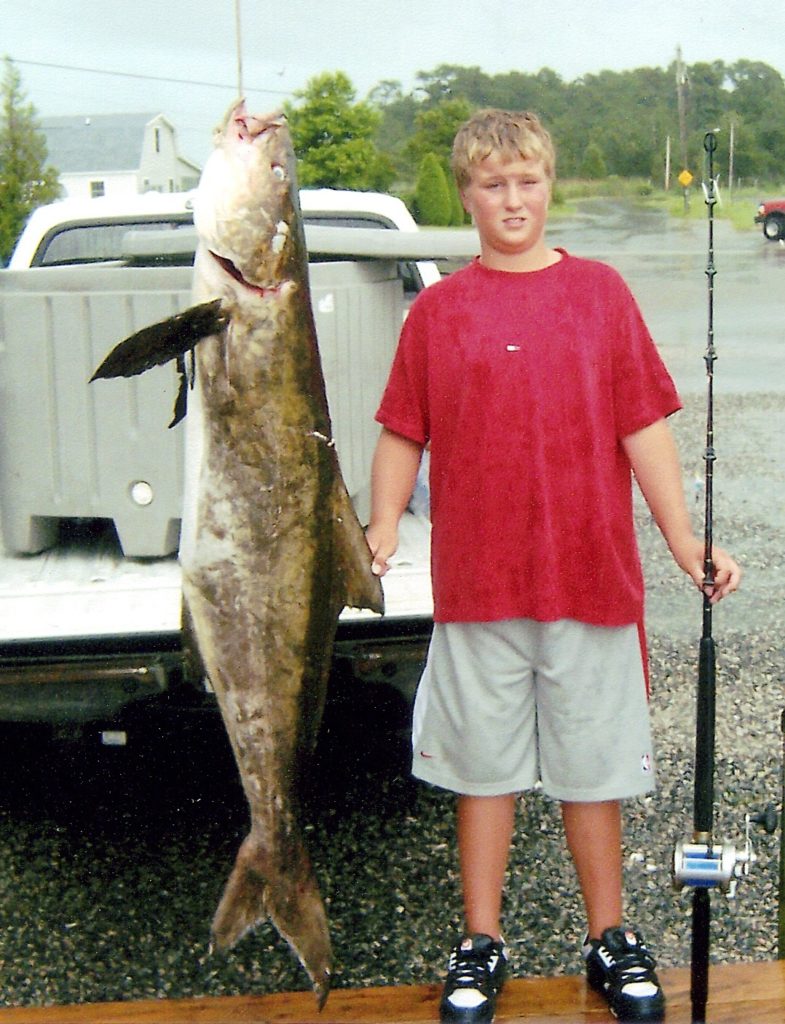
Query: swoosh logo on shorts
419 750 435 759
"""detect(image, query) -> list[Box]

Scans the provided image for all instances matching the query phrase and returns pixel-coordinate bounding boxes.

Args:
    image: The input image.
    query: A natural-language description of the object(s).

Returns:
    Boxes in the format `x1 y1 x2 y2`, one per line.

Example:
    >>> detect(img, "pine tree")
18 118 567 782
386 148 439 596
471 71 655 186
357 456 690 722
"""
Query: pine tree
0 58 61 265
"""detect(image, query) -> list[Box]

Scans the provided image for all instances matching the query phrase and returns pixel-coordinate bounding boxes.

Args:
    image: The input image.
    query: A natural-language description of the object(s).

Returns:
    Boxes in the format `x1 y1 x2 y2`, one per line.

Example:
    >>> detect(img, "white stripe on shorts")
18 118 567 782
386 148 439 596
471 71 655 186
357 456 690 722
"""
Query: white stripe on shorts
412 618 655 800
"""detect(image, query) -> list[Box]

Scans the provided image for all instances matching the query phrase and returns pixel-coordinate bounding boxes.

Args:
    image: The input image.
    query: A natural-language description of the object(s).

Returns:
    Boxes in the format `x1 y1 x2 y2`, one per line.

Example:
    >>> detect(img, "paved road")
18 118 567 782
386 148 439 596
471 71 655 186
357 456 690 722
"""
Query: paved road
554 203 785 397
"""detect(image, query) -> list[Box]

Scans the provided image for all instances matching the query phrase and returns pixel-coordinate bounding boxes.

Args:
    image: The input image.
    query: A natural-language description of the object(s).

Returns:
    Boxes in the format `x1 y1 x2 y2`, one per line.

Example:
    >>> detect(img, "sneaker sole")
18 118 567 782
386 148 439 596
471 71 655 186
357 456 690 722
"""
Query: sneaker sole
587 971 665 1022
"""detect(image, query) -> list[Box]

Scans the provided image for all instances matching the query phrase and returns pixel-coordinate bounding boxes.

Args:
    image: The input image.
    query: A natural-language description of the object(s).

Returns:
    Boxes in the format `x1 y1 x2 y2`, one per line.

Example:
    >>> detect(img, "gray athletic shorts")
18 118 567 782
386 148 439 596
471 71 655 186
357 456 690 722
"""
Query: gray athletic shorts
412 619 655 801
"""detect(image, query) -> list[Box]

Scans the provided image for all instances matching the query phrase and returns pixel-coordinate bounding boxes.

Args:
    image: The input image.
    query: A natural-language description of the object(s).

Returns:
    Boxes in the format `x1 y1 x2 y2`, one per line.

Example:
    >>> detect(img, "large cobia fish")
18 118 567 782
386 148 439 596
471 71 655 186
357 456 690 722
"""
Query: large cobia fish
91 102 385 1006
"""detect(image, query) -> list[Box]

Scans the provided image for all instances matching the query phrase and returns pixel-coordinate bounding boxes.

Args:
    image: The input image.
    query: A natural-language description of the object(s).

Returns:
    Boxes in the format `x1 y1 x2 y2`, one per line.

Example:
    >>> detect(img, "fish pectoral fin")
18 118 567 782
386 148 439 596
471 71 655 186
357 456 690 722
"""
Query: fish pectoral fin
90 298 229 381
168 357 190 427
333 478 385 615
180 593 206 683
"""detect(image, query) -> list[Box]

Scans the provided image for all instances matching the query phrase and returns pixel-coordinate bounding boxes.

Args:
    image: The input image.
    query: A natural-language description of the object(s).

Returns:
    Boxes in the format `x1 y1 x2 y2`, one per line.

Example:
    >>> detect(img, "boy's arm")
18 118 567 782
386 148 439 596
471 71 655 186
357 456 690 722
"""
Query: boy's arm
366 427 424 577
622 418 741 602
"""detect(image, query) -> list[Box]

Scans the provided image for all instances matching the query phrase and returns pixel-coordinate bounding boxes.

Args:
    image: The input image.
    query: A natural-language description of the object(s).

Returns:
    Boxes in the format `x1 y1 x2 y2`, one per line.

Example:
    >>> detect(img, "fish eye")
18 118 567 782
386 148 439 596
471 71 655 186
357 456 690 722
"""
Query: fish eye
271 164 286 181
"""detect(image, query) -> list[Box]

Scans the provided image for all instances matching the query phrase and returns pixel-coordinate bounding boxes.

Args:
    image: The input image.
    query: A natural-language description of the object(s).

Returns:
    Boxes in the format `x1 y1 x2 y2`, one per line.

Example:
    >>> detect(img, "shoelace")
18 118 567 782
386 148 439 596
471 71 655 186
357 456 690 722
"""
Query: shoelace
448 948 497 992
607 946 658 987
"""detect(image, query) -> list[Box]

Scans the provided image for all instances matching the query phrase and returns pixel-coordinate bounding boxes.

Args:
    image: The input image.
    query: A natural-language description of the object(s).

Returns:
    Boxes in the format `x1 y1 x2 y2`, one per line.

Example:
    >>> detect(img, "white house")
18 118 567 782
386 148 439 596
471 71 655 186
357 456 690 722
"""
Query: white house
40 112 201 201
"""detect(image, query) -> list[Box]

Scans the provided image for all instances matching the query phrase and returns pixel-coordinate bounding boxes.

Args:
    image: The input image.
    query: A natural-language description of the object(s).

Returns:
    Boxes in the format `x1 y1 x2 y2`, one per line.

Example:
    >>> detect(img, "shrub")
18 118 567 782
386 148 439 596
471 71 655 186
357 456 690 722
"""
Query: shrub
414 153 452 225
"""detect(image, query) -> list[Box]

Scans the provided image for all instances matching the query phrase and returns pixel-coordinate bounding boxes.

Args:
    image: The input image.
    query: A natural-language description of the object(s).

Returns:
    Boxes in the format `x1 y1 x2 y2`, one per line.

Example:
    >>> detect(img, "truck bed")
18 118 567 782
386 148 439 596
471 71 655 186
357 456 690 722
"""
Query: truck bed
0 511 432 644
0 200 442 724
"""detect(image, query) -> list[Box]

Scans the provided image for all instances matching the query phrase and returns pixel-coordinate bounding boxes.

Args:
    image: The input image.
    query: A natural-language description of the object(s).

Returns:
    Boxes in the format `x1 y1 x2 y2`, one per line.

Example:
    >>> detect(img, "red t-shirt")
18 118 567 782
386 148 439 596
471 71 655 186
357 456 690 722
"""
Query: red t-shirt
376 252 681 626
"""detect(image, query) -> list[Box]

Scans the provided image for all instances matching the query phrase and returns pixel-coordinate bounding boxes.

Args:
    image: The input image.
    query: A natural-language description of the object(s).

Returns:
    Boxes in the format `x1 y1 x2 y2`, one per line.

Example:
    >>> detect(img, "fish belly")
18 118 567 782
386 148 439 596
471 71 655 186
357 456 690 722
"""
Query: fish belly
180 348 337 1004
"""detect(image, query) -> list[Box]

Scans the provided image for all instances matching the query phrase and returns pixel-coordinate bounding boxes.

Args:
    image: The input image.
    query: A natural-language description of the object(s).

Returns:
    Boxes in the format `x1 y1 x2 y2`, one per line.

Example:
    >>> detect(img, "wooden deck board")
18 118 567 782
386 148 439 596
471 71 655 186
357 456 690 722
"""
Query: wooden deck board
0 961 782 1023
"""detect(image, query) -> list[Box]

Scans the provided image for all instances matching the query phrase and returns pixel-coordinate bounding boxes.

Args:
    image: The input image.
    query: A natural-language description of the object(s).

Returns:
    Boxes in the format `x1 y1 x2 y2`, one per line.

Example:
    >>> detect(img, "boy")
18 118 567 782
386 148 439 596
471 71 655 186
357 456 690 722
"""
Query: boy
366 109 741 1024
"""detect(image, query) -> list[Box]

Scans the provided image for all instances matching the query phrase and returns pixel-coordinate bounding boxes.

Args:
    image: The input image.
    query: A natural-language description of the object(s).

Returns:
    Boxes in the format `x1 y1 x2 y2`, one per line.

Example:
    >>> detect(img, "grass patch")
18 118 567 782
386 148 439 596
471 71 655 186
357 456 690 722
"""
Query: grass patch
550 178 766 233
399 175 774 233
662 185 765 232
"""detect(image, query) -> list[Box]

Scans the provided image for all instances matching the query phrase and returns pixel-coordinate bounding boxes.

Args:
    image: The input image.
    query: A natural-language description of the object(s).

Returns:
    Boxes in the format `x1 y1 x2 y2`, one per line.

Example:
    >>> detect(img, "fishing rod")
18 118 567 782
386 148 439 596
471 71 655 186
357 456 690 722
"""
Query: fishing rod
671 131 756 1024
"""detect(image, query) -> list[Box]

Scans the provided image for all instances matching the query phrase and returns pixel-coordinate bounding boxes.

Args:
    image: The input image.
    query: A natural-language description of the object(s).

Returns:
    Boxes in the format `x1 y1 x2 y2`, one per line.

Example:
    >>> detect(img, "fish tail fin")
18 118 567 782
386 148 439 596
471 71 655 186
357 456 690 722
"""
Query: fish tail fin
332 478 385 615
211 833 332 1009
210 837 269 952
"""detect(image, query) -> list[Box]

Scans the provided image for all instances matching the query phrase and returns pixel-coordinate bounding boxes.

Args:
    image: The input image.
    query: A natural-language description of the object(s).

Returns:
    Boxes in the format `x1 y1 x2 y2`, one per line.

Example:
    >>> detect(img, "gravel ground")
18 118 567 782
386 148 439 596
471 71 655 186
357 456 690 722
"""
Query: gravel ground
0 389 783 1009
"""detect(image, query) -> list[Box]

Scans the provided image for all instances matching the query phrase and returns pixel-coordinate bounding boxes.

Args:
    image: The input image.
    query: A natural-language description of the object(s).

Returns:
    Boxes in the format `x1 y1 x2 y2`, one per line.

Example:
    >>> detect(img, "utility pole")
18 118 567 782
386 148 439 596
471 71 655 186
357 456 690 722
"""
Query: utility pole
235 0 244 98
676 46 690 211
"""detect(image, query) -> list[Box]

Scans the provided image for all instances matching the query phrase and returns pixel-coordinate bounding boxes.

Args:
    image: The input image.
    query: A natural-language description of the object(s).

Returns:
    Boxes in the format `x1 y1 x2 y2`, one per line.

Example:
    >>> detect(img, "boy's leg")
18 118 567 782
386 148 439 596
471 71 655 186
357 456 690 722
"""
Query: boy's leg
460 794 622 939
439 793 513 1022
458 793 516 939
561 799 623 938
564 799 665 1022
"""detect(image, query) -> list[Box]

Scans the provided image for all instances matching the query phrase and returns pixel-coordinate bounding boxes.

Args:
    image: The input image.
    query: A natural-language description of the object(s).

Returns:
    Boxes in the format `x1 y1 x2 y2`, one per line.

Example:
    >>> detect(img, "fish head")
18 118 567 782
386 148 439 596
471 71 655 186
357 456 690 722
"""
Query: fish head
194 101 304 296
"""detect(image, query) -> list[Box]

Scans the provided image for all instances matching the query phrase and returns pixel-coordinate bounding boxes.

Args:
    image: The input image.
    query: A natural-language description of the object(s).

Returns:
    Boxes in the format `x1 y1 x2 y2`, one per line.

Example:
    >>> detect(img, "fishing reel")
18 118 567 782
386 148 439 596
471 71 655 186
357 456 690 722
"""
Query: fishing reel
673 807 776 897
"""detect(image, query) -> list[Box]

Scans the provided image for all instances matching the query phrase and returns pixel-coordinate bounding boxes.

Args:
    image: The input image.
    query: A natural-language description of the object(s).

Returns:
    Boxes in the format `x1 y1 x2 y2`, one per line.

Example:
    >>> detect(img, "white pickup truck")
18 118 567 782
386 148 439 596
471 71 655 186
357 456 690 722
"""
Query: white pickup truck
0 189 476 738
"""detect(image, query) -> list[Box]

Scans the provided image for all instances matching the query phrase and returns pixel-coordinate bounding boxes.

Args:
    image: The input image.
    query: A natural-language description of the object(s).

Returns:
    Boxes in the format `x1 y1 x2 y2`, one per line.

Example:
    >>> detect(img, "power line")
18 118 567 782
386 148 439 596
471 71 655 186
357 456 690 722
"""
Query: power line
8 56 290 97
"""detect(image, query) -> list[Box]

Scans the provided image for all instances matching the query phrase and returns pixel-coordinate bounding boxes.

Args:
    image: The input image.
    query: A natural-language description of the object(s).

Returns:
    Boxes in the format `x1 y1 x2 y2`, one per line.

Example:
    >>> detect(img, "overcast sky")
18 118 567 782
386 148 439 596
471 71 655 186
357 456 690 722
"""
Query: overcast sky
4 0 785 166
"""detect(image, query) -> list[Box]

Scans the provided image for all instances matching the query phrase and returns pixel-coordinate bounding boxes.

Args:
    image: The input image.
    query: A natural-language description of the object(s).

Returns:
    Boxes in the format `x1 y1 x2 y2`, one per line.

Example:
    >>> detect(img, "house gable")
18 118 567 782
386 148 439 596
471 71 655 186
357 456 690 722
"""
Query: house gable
41 113 201 200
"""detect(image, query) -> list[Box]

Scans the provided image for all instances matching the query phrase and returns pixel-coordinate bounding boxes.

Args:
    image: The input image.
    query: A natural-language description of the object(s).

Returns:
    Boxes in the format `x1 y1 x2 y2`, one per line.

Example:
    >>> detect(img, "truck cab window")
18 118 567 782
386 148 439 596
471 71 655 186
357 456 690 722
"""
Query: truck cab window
35 218 194 267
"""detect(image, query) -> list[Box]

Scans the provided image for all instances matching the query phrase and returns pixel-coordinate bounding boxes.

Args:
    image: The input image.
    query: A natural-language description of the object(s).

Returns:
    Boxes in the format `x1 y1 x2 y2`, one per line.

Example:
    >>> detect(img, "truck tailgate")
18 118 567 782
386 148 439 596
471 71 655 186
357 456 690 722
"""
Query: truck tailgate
0 510 432 643
0 521 182 642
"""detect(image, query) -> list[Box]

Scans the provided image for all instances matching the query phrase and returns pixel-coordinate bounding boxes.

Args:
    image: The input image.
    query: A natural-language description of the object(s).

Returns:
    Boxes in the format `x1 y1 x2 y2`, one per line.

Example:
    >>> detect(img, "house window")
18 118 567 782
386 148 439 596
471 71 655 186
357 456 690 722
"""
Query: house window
90 181 105 198
155 128 161 153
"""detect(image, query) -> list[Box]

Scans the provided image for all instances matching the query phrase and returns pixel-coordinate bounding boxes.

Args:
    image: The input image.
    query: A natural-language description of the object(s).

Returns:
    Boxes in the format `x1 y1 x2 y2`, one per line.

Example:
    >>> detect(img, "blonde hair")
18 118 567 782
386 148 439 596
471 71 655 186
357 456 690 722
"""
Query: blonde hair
451 108 556 188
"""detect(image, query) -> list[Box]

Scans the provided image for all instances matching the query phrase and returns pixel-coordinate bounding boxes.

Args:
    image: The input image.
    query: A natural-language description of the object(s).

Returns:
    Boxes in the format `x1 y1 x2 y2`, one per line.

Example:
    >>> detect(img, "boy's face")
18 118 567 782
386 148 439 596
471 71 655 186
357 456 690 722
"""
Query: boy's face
460 154 552 271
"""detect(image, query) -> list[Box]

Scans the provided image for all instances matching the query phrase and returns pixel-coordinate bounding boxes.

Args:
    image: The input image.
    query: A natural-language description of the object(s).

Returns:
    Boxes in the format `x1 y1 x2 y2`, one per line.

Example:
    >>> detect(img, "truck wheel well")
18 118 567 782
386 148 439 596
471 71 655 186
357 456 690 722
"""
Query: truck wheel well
763 212 785 240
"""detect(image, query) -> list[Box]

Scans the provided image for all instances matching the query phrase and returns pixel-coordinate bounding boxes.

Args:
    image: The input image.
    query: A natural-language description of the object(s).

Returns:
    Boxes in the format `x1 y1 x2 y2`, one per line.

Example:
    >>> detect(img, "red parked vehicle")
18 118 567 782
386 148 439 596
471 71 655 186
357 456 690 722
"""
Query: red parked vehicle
755 198 785 240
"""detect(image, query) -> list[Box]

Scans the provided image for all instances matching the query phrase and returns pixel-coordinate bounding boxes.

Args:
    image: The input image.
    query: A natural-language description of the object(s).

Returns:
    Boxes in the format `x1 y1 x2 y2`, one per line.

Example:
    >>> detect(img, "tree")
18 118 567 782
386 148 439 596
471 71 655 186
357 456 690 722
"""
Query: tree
727 60 785 122
370 58 785 189
726 60 785 177
580 142 607 180
369 79 421 180
0 58 61 265
414 153 452 225
285 71 394 191
687 61 728 131
403 96 473 177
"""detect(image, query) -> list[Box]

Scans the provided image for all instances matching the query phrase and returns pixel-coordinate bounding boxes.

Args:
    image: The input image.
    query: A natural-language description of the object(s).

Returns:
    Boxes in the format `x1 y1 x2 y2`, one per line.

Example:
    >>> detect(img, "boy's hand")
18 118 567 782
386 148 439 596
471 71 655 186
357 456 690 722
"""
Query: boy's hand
365 523 398 578
365 428 423 577
672 537 742 603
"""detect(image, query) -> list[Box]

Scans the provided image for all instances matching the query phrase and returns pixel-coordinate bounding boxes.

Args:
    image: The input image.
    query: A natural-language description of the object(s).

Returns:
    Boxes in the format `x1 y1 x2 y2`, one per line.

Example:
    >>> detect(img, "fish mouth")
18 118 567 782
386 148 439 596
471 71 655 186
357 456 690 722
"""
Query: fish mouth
209 250 283 297
233 107 286 143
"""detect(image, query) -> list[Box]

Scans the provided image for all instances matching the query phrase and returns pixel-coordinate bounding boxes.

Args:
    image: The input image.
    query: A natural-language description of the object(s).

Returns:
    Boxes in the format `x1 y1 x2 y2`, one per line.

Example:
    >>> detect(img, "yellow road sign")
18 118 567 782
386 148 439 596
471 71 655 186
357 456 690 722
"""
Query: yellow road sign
678 169 694 188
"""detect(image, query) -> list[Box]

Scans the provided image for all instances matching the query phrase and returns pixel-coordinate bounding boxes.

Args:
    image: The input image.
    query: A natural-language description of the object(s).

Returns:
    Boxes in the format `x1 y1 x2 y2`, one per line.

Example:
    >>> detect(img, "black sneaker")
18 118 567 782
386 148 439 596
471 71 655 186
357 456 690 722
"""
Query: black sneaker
584 926 665 1022
439 933 508 1023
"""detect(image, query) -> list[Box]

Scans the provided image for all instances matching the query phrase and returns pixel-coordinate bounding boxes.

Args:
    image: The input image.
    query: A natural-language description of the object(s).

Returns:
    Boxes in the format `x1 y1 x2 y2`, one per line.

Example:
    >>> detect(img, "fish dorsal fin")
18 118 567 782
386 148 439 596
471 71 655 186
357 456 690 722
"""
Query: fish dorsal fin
332 479 384 615
90 299 229 381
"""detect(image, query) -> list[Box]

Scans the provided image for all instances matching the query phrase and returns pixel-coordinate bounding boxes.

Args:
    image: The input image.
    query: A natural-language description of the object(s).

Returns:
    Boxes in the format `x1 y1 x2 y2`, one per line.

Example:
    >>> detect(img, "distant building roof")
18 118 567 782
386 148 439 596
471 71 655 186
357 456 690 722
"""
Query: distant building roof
40 112 198 174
